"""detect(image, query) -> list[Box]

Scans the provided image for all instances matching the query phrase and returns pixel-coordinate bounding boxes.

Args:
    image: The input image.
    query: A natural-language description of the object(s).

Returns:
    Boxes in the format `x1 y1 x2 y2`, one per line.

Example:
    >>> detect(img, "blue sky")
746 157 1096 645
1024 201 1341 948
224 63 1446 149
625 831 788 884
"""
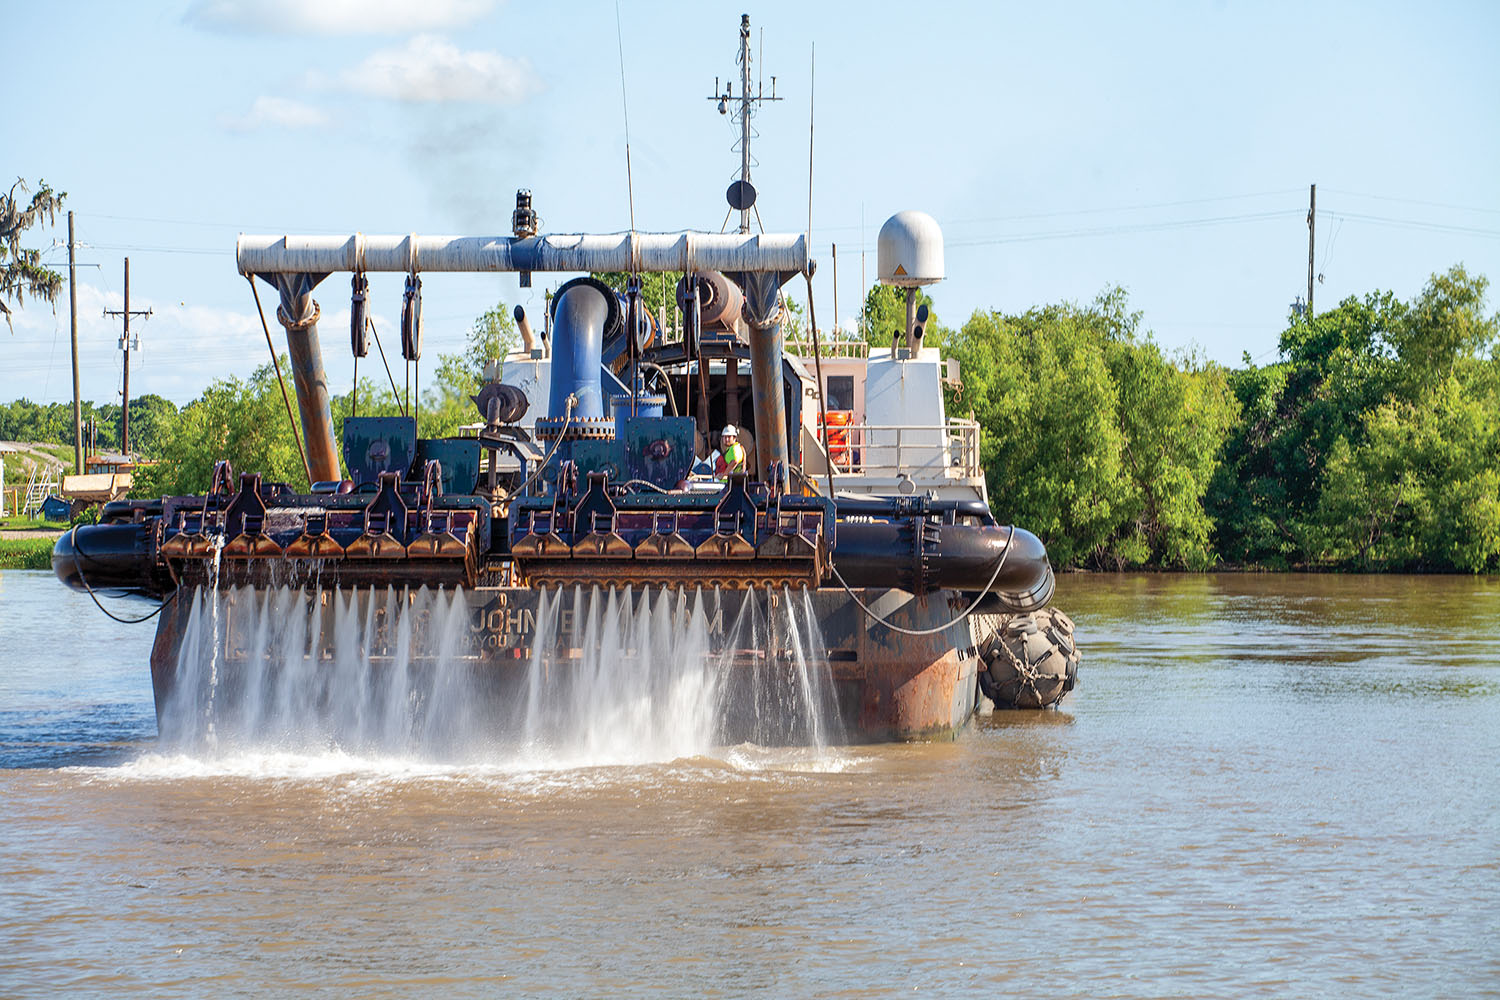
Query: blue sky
8 0 1499 407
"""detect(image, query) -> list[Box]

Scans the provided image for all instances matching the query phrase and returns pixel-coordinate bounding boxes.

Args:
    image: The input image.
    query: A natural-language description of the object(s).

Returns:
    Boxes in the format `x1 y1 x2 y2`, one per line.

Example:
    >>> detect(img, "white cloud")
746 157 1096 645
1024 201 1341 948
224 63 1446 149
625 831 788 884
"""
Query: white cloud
338 35 537 104
222 96 330 132
185 0 496 36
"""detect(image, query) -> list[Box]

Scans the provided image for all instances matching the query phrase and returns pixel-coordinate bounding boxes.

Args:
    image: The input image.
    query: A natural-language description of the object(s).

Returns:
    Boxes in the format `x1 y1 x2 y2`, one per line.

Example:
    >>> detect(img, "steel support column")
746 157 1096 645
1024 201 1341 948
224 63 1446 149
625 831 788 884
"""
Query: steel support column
272 273 341 484
738 271 788 485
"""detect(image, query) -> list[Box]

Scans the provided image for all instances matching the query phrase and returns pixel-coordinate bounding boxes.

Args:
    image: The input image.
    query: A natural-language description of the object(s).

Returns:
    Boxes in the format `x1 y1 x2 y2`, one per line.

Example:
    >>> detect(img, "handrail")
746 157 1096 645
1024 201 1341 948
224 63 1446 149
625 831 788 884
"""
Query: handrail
817 417 982 479
783 335 869 359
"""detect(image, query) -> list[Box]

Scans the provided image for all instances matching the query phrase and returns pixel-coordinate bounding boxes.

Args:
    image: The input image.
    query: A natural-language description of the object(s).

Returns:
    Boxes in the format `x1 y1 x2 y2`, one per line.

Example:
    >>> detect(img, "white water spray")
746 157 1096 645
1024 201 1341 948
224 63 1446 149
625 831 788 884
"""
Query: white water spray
161 583 842 765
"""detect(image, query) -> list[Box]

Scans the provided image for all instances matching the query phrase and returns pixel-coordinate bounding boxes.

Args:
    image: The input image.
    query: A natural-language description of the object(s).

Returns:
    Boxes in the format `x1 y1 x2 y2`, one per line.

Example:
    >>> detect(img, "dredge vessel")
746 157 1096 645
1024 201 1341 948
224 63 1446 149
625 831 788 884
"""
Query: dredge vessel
53 18 1077 744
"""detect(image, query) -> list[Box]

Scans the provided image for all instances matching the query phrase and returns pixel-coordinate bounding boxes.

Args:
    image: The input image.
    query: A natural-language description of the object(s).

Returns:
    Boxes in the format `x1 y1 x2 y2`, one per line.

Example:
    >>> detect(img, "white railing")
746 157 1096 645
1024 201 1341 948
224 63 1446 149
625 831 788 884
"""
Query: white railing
820 418 981 480
783 335 870 359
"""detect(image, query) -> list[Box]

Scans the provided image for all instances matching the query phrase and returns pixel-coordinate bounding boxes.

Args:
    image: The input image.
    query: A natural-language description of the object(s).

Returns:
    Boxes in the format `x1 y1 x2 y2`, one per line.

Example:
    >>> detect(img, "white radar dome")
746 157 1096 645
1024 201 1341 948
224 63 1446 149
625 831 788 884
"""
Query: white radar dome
877 210 944 287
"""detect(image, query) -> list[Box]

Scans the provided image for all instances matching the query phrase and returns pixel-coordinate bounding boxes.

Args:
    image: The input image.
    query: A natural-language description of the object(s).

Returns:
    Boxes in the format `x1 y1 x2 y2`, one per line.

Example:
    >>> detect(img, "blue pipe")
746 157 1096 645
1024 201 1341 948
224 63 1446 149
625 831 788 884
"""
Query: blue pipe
547 277 618 420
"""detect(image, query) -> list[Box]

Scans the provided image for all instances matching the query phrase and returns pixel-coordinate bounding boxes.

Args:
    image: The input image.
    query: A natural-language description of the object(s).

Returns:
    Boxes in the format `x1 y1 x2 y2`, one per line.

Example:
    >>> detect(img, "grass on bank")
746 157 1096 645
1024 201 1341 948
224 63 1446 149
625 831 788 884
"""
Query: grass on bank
0 515 67 531
0 536 59 570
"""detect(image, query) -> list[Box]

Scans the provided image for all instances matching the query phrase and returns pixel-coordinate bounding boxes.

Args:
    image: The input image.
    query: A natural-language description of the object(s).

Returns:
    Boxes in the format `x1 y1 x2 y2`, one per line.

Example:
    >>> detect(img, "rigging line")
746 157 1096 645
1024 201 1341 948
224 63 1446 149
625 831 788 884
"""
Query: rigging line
366 317 406 417
804 272 835 500
245 275 311 487
806 42 815 245
614 0 636 238
803 44 834 500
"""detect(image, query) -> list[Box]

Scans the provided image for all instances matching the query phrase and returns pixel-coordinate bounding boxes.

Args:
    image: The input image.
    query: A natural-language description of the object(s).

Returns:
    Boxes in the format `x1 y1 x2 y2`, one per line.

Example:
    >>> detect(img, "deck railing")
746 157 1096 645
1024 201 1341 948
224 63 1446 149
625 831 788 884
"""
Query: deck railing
782 335 870 359
821 418 982 480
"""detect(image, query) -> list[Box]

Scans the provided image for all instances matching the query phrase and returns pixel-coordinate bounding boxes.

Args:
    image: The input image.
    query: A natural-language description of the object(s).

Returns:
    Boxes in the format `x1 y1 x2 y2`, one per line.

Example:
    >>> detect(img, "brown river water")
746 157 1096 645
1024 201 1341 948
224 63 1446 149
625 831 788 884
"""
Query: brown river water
1 570 1497 997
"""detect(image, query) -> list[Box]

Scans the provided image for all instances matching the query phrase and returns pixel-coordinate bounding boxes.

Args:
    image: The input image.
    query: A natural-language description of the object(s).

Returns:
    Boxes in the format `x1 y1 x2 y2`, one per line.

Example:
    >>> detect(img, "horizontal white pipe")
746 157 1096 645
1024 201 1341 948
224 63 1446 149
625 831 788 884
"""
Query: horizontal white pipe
237 231 810 276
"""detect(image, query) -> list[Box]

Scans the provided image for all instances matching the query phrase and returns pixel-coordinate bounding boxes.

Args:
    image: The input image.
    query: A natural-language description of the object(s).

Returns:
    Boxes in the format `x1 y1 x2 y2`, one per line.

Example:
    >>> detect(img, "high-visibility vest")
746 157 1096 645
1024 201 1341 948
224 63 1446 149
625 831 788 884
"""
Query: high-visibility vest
716 441 746 476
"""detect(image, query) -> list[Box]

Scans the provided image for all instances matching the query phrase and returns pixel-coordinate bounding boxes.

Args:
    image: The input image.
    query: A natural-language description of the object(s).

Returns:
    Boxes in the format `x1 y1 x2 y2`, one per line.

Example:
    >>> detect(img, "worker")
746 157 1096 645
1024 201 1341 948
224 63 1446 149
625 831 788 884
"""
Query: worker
714 424 746 478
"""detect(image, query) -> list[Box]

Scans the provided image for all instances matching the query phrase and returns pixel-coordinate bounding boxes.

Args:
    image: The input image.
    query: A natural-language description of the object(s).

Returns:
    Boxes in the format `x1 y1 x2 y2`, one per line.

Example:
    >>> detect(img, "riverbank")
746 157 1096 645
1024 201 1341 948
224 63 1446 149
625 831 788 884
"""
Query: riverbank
0 532 61 570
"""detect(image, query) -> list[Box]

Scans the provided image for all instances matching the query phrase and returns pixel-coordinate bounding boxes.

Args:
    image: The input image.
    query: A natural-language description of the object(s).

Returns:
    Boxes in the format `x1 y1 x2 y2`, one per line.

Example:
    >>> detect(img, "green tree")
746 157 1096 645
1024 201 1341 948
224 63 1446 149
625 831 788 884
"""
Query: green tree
1308 365 1500 571
133 359 307 497
432 301 520 400
1208 265 1499 569
1 178 66 332
946 289 1235 569
858 283 944 351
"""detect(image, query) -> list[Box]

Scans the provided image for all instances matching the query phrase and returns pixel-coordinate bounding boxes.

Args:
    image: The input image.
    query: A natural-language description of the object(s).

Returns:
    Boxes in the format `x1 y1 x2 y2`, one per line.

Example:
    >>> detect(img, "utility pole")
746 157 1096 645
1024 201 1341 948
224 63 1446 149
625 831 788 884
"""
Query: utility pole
67 211 82 474
103 258 151 456
1306 183 1316 318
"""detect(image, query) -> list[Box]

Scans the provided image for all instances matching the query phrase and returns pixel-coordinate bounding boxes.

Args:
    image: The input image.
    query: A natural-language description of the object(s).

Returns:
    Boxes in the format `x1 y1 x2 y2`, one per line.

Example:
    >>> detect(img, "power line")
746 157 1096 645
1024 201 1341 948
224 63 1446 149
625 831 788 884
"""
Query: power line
809 188 1307 235
1331 212 1500 239
1323 189 1500 216
946 209 1301 248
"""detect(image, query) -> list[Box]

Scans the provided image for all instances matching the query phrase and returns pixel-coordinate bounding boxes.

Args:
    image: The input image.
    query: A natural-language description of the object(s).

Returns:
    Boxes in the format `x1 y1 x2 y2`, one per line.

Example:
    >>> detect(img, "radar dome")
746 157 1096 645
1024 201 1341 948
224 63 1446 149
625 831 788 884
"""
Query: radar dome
877 210 944 287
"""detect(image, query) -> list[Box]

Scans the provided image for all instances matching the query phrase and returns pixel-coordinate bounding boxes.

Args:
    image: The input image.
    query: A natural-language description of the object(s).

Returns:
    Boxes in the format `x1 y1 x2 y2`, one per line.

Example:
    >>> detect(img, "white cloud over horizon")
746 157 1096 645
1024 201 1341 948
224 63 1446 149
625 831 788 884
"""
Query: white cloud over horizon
185 0 496 36
222 96 330 132
336 35 537 105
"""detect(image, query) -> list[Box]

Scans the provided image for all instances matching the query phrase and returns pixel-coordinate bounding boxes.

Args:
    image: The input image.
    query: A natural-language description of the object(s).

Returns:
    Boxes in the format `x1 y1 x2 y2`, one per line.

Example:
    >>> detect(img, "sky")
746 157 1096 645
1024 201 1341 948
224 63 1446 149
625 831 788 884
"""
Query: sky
8 0 1500 409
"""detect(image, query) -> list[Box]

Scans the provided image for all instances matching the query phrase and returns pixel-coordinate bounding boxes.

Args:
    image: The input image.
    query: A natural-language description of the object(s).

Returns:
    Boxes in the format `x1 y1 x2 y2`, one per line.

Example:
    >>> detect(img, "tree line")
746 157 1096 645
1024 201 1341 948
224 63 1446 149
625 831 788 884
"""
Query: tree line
2 266 1495 572
942 265 1499 572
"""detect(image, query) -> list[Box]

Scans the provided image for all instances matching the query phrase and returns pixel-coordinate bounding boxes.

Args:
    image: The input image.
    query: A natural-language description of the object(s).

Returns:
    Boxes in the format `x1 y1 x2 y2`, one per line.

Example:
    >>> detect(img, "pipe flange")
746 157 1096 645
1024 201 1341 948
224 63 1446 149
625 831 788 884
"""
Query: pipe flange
613 395 666 413
276 300 321 331
535 416 615 442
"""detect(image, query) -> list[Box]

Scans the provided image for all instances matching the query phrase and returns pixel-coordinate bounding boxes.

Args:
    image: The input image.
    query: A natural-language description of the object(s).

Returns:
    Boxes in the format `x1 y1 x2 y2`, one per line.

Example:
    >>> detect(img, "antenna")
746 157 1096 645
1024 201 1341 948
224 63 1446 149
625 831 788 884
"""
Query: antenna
615 0 636 237
806 42 815 244
709 14 782 234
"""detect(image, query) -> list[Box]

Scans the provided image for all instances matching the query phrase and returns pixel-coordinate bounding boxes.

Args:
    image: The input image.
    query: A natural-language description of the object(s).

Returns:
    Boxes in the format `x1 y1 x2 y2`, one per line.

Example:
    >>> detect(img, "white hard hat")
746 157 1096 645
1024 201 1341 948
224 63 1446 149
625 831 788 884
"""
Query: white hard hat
722 424 738 437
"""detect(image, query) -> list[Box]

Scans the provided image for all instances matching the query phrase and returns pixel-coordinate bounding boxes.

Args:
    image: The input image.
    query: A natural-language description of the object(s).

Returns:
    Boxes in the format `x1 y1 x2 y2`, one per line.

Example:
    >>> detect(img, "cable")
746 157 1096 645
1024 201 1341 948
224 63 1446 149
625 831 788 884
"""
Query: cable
803 271 835 500
505 393 576 500
636 362 680 415
246 275 311 487
827 526 1016 636
66 524 175 625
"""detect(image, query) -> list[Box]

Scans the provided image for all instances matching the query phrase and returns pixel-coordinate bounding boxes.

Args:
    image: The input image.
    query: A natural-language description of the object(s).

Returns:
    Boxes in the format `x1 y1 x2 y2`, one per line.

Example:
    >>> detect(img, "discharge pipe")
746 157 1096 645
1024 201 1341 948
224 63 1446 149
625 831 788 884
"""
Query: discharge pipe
546 277 618 420
832 522 1055 613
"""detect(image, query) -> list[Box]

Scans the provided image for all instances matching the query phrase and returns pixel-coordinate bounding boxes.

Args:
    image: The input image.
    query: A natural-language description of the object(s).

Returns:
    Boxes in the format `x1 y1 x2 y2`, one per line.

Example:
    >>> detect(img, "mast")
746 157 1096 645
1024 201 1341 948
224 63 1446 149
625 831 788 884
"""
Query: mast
737 16 753 233
710 14 780 233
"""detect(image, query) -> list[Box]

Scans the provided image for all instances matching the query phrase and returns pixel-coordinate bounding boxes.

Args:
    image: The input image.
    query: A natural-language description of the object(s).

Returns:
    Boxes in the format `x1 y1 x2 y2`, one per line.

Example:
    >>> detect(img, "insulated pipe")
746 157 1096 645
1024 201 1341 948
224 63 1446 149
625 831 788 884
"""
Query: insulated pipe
737 271 789 484
238 232 810 277
273 274 341 484
832 523 1055 611
547 278 612 420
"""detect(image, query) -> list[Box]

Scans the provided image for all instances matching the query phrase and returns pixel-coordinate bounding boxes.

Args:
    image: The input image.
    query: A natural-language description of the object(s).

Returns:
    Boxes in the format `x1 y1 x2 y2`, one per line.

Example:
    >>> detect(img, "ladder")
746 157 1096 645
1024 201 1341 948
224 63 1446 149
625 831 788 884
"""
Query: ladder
22 464 59 518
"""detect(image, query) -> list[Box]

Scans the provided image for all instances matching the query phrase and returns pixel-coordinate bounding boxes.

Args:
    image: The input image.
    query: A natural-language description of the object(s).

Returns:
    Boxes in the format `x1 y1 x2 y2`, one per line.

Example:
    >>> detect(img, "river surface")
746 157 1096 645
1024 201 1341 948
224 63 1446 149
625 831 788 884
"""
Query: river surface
2 569 1497 998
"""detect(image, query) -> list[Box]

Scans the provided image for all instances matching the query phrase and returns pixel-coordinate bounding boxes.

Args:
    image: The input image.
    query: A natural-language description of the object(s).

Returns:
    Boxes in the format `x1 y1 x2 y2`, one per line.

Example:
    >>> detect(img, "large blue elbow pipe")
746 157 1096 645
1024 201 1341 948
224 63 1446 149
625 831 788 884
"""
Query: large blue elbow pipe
547 277 618 420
